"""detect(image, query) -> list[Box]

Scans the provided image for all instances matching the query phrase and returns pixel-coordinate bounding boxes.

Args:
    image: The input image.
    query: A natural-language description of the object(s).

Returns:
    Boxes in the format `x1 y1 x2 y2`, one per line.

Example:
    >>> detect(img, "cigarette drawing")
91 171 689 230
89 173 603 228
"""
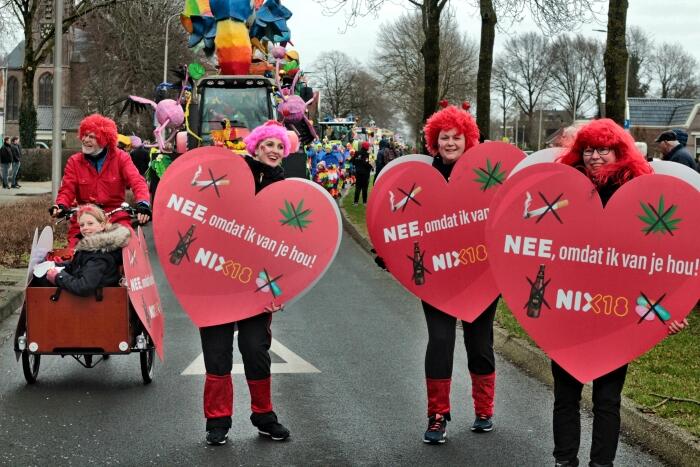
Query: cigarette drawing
524 199 569 218
390 186 423 212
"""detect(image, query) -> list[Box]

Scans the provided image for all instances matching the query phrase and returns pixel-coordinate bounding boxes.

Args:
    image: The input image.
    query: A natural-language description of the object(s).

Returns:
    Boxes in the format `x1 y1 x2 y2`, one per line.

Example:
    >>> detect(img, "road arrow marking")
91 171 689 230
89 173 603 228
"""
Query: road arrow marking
181 335 320 375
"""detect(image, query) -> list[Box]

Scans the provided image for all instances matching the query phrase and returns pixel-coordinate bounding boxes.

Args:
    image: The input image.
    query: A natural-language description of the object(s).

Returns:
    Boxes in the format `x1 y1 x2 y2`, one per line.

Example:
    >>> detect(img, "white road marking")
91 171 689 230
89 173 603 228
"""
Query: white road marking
181 335 320 375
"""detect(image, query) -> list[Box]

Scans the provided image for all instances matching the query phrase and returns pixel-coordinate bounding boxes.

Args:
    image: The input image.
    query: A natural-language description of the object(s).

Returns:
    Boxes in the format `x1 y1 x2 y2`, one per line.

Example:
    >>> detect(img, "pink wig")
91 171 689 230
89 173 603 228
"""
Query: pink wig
557 118 652 185
423 105 480 156
244 120 291 157
78 114 118 149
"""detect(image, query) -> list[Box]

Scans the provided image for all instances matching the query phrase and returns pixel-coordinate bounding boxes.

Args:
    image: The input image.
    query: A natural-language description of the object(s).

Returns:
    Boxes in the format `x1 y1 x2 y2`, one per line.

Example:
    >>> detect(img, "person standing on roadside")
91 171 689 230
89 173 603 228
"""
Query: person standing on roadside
10 136 22 188
352 141 372 206
0 137 12 189
655 130 696 170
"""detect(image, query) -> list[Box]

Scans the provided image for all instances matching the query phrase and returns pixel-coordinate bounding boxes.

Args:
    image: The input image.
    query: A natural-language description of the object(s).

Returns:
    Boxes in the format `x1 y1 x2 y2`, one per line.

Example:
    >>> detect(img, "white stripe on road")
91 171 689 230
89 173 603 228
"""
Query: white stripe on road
181 336 320 375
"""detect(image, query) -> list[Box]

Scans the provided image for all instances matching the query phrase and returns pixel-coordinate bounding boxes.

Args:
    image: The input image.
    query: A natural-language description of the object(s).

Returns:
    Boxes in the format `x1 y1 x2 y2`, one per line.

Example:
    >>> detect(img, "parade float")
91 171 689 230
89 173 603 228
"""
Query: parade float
176 0 318 153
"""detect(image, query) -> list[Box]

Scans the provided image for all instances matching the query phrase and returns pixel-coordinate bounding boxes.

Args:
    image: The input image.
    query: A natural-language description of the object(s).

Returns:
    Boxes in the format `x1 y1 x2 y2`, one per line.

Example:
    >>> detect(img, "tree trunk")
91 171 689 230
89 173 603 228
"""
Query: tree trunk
603 0 629 125
476 0 496 139
421 1 441 123
20 18 38 147
20 67 37 147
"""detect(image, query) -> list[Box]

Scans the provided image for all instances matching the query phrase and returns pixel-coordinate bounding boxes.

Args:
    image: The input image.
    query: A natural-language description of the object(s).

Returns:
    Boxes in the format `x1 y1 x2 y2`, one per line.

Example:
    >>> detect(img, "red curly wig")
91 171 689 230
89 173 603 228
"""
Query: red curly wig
78 114 118 149
557 118 651 185
423 105 480 157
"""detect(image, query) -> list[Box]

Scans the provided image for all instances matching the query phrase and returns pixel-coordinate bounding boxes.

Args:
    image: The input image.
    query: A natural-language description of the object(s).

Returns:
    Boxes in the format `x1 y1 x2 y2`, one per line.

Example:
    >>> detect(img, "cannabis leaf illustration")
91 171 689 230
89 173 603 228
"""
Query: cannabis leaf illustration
279 199 313 232
638 195 681 236
473 159 506 191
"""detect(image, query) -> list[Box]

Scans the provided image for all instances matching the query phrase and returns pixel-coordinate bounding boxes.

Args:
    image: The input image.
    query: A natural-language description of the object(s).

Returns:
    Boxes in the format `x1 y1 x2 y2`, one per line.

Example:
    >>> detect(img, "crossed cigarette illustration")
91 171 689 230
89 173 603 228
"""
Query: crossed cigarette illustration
523 192 569 218
191 165 231 187
390 186 422 212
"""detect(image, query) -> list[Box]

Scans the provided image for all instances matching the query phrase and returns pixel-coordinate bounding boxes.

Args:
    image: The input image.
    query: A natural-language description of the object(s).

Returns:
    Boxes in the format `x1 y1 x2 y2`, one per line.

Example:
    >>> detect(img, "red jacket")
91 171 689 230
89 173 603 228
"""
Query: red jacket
57 148 150 244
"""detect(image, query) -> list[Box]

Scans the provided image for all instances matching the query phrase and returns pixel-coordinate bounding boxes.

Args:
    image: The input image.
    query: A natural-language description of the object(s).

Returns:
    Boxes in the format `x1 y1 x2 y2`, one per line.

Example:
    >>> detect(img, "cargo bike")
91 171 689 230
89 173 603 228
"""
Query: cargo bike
13 204 164 385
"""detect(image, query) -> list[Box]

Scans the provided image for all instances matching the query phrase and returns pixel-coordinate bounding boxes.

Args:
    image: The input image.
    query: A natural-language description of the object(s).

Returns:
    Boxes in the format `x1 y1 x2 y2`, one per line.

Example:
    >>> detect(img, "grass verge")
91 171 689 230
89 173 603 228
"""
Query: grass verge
342 200 700 437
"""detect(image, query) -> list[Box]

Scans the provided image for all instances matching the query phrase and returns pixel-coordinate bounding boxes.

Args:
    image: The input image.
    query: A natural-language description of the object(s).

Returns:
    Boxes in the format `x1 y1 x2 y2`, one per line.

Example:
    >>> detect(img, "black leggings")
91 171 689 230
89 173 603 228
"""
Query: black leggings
199 312 272 380
423 298 497 378
353 174 370 204
552 361 628 465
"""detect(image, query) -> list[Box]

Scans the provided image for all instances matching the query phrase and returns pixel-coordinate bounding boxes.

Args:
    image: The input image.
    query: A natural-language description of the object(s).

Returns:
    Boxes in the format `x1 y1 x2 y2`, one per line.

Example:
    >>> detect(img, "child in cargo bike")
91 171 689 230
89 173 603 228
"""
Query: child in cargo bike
44 204 130 297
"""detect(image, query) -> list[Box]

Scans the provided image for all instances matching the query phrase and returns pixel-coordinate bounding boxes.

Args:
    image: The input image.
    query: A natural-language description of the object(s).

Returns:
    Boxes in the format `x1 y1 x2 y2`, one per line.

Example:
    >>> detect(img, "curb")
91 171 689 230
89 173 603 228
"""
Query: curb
0 287 23 323
340 204 700 467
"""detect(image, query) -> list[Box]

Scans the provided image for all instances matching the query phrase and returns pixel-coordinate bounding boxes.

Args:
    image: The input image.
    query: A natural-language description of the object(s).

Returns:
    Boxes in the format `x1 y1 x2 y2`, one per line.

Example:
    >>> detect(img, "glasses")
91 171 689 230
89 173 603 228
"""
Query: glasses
583 147 611 157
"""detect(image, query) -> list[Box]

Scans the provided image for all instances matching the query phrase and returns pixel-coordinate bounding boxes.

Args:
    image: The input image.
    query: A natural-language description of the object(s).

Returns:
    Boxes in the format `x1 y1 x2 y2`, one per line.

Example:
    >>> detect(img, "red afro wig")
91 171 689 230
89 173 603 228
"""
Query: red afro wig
78 114 118 149
423 105 480 157
557 118 651 185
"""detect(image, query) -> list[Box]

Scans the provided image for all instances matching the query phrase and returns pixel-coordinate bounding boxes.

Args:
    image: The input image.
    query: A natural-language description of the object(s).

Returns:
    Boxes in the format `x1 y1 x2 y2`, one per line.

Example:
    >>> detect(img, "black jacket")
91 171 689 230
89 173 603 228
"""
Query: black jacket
55 224 131 297
244 155 285 193
0 144 12 164
352 148 373 177
10 143 21 162
432 155 454 181
664 144 696 171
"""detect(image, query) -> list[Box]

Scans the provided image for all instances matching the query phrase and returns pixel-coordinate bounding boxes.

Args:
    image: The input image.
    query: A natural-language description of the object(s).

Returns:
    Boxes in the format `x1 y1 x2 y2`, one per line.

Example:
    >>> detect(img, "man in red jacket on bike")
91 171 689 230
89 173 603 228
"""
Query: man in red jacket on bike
50 114 151 247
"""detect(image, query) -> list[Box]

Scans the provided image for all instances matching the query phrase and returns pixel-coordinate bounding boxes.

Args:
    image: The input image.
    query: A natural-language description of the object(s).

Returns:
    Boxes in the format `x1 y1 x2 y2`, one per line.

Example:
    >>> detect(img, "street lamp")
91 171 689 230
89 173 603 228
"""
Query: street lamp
163 13 180 84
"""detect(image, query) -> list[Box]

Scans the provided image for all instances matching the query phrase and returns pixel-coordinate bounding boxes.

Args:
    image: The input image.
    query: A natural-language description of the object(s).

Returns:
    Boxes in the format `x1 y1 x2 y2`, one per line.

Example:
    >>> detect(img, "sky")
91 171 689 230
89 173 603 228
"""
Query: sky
284 0 700 78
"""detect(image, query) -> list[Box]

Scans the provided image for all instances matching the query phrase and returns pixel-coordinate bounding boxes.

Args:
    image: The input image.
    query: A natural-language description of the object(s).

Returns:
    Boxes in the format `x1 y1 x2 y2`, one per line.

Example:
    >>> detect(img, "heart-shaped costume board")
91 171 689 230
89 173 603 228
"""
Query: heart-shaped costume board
123 227 165 360
367 142 525 321
486 163 700 382
153 147 342 328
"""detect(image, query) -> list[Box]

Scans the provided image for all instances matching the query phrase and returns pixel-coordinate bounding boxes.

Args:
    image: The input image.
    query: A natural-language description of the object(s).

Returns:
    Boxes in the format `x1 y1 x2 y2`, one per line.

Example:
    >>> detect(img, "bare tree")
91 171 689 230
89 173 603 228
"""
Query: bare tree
316 0 449 132
498 32 551 149
1 0 134 146
581 36 605 117
649 42 700 99
626 25 653 97
311 51 359 119
374 8 478 143
78 0 195 136
548 34 596 121
473 0 605 139
491 56 515 140
603 0 628 125
347 70 398 129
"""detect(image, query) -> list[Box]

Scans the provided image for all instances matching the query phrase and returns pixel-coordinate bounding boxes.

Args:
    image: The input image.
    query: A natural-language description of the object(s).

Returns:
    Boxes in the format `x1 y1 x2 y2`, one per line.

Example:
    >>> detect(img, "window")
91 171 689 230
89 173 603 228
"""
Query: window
38 73 53 106
695 137 700 157
6 76 19 121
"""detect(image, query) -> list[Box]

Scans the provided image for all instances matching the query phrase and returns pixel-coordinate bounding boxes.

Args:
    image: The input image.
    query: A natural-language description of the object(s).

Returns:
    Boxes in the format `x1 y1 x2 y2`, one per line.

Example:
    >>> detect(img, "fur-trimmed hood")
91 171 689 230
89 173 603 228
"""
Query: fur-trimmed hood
74 224 131 253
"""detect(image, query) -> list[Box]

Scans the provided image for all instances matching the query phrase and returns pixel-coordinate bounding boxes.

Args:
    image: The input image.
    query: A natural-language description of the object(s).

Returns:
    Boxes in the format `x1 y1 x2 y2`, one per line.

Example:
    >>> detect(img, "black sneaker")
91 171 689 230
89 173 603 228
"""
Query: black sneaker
423 414 447 444
206 427 229 445
554 460 579 467
471 416 493 432
251 411 290 441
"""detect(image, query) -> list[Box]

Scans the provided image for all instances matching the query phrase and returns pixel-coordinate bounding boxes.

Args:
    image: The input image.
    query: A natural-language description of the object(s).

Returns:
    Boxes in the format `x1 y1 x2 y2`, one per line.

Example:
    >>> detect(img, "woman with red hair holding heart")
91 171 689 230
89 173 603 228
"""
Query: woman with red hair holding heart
199 121 292 446
553 118 688 467
414 102 499 444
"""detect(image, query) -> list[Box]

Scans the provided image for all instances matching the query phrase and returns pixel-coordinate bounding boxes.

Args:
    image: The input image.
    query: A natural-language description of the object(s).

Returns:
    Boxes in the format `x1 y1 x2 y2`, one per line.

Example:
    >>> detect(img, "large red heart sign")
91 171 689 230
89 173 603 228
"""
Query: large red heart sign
153 147 341 328
123 227 165 360
486 163 700 382
366 142 524 321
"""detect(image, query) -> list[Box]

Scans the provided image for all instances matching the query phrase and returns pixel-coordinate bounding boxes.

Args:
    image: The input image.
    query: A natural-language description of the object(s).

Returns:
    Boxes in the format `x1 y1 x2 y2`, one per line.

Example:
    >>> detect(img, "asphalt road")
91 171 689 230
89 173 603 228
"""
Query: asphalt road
0 229 663 466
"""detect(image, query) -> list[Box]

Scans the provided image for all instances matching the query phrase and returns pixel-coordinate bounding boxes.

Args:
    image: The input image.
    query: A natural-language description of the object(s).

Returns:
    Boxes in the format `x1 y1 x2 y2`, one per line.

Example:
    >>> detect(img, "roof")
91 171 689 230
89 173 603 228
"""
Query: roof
36 106 84 131
629 97 700 127
6 41 24 69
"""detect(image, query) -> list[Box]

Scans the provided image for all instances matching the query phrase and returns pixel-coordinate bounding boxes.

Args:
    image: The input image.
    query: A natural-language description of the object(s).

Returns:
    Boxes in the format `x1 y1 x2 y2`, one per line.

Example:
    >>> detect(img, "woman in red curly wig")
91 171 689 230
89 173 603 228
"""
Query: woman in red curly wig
419 103 499 444
552 118 687 467
49 114 151 247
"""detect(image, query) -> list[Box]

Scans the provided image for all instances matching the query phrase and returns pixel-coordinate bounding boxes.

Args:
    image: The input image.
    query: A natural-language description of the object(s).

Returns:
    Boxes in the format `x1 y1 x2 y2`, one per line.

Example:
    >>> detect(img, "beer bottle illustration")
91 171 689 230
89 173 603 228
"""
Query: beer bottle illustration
170 224 196 265
412 241 425 285
526 264 546 318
